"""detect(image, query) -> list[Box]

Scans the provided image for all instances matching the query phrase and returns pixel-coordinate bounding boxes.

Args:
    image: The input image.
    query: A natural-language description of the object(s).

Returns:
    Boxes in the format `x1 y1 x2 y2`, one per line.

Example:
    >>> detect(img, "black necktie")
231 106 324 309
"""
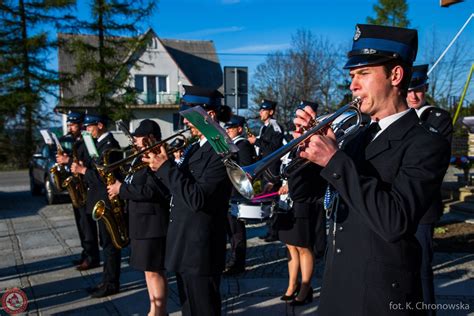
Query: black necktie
363 122 381 147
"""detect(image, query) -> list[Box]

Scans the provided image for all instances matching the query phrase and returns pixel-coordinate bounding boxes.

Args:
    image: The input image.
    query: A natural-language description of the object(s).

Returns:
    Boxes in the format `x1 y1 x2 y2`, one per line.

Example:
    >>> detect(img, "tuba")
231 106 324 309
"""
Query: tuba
62 141 87 208
224 97 363 199
92 149 130 249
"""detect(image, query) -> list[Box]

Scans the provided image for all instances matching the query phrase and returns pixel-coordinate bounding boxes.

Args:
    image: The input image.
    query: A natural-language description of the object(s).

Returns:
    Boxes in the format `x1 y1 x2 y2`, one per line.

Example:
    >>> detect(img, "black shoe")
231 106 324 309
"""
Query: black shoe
76 259 100 271
90 284 119 298
86 283 104 294
223 265 245 276
289 286 313 306
72 258 83 265
264 235 278 242
280 283 300 301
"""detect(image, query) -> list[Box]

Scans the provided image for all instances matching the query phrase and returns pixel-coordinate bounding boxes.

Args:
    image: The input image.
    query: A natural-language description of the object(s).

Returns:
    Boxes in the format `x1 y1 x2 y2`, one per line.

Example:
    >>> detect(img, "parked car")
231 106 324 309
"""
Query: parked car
29 140 72 204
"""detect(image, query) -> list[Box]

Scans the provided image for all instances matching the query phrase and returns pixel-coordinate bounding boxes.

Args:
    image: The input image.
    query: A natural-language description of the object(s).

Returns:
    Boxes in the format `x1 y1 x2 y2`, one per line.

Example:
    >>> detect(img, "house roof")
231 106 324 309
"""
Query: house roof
57 30 223 109
160 38 222 88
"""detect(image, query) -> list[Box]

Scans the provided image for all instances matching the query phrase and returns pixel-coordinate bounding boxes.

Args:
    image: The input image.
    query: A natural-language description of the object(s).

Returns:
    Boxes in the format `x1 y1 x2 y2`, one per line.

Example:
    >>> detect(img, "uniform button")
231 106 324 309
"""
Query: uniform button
391 282 399 289
190 170 194 173
332 172 341 179
170 219 173 223
338 226 343 232
336 248 342 254
171 204 174 207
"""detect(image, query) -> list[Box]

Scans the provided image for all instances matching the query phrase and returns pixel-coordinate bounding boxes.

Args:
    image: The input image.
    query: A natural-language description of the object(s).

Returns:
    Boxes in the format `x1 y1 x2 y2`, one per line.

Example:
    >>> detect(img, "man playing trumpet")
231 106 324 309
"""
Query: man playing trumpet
294 24 450 315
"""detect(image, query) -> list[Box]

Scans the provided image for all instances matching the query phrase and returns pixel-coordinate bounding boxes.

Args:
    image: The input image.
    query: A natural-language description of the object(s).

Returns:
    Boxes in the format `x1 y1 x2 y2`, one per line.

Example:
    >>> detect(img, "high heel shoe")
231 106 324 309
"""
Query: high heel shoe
289 286 313 306
280 283 301 301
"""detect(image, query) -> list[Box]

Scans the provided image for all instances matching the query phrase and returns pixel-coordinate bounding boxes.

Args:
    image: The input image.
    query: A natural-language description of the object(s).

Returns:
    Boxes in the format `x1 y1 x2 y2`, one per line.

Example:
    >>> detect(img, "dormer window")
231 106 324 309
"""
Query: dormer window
148 37 159 50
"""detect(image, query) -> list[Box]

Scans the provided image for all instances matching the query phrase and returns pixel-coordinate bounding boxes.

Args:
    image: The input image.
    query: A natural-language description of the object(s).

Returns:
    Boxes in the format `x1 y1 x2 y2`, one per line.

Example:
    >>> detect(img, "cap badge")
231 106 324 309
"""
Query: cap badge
354 26 361 41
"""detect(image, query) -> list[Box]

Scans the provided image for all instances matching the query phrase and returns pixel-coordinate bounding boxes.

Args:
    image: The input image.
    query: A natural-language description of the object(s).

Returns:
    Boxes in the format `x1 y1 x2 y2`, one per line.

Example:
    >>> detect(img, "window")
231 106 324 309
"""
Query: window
158 76 167 92
135 75 144 92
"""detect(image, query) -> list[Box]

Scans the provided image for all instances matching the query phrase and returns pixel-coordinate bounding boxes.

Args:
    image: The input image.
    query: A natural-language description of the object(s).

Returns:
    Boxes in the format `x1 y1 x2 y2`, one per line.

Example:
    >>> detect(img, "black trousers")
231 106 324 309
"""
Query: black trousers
72 205 86 259
80 211 100 264
98 220 121 287
415 223 435 316
176 273 221 316
226 213 246 268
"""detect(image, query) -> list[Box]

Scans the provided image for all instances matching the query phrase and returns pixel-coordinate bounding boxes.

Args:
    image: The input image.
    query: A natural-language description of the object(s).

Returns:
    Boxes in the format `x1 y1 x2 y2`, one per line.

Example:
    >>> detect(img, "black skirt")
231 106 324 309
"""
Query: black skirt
130 237 166 272
278 202 317 248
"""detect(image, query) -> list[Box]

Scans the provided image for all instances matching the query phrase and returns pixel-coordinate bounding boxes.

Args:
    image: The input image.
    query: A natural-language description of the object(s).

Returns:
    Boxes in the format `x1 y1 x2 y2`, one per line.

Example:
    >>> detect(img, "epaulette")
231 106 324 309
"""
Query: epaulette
418 120 440 134
269 119 282 133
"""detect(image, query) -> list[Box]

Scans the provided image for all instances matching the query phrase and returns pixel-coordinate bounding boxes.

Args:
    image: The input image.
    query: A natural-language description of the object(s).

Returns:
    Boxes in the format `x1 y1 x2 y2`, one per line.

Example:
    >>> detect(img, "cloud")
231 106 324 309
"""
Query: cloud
221 43 291 53
174 26 244 38
222 0 240 4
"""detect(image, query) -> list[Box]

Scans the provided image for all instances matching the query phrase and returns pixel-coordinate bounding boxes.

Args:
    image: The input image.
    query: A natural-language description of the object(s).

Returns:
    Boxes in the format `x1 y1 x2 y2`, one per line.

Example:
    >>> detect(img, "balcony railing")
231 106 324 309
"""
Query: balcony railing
137 91 180 105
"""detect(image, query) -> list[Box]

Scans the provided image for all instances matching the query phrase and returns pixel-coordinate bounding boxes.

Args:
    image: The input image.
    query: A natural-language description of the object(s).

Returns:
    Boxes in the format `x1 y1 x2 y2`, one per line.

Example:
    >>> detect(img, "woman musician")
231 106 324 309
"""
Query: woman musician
107 119 170 316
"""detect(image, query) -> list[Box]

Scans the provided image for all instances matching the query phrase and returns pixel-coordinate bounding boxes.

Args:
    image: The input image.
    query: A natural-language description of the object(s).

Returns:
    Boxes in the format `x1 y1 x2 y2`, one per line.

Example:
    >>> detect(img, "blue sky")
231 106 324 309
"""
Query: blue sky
48 0 473 117
149 0 473 73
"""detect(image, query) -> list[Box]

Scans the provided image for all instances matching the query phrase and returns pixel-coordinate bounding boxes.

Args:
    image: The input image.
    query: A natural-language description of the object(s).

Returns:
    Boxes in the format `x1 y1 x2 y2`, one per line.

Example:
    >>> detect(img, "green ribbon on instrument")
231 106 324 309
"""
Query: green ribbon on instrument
180 106 238 156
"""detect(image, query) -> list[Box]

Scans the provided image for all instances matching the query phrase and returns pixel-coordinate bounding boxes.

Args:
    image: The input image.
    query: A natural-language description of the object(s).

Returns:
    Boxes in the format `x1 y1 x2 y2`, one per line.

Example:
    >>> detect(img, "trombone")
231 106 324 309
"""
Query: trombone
95 128 190 176
224 97 362 199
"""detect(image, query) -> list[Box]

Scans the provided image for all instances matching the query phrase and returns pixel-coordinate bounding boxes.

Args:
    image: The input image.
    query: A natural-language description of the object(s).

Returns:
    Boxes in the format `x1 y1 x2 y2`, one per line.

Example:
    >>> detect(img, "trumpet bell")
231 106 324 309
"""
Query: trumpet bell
225 159 255 199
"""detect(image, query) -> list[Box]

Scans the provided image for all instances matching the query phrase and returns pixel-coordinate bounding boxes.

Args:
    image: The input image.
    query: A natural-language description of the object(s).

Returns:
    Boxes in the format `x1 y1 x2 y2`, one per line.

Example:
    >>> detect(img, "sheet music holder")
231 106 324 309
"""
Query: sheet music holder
180 106 239 156
81 131 99 158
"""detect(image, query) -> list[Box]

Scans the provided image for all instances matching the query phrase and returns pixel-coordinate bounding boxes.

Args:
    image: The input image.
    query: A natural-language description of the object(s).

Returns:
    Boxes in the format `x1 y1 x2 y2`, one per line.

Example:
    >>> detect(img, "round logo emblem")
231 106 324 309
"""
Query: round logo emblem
2 288 28 314
353 26 361 41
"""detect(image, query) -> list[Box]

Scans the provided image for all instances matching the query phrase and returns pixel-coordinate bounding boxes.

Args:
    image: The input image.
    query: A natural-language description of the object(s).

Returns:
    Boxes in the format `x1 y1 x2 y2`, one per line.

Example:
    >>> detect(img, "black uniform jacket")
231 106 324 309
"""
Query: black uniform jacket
318 110 450 316
119 164 170 240
84 133 122 214
155 141 232 276
231 137 256 201
255 119 284 178
418 105 453 224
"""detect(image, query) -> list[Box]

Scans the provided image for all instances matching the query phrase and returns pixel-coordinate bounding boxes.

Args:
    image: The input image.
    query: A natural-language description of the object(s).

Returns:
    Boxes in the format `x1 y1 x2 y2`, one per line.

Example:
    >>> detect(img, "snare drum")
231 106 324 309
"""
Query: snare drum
230 202 272 220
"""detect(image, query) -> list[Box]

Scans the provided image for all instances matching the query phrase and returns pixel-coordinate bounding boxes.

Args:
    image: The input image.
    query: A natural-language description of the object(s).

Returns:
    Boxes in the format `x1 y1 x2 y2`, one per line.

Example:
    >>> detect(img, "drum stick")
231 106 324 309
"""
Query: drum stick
251 191 279 203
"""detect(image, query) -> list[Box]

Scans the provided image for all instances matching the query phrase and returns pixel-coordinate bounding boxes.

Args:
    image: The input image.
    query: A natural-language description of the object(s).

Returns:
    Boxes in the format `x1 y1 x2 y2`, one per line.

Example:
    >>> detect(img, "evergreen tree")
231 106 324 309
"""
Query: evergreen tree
366 0 410 27
0 0 75 166
63 0 155 120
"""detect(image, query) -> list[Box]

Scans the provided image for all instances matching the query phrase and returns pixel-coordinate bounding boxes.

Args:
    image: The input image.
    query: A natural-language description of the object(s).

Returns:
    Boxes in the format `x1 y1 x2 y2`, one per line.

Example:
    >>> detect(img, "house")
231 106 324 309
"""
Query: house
56 28 223 142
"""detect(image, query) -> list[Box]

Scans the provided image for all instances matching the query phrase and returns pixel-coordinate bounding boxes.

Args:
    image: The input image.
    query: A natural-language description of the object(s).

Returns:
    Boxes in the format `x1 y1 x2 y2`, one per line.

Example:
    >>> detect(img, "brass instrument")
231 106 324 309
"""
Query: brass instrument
95 128 190 176
50 138 69 191
92 149 130 249
62 142 87 208
224 97 363 199
244 115 259 138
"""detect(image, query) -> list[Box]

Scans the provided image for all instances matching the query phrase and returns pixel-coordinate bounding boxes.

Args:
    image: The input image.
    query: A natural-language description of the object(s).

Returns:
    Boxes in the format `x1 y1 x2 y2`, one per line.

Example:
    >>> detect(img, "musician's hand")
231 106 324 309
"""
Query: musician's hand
262 182 274 194
142 146 168 172
56 153 70 165
71 161 86 175
293 106 317 138
173 150 182 161
278 184 289 195
107 180 121 198
247 134 257 145
300 128 338 167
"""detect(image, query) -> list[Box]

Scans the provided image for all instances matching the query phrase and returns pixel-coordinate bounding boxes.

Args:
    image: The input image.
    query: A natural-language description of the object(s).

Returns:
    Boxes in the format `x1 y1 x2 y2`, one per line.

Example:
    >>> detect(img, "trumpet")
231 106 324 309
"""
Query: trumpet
94 128 190 175
224 97 362 199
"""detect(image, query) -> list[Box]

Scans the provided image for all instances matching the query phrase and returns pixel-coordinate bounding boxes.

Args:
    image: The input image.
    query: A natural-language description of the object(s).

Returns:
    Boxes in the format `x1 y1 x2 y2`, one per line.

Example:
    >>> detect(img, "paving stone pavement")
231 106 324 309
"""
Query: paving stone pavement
0 171 473 315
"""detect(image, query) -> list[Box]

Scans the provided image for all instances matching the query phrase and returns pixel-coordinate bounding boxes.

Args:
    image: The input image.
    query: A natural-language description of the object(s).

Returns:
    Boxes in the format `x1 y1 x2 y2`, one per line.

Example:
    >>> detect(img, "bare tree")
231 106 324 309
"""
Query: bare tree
251 29 342 131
